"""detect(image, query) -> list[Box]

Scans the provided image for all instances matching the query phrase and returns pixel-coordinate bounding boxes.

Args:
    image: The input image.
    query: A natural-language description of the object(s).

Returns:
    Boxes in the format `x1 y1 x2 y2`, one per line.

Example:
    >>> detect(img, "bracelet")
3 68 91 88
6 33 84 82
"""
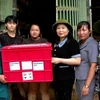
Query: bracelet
84 84 89 88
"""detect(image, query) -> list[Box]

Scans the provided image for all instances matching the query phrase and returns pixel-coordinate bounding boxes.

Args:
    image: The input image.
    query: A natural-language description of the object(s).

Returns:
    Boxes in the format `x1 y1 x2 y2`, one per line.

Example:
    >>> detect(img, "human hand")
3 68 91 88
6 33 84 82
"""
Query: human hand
0 75 7 83
52 57 60 64
81 85 89 96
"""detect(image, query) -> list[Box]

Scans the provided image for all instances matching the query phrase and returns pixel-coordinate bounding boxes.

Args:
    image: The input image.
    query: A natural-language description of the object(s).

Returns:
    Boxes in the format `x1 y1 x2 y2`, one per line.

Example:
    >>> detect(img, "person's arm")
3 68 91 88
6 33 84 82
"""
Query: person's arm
52 57 81 65
0 75 6 83
0 39 7 83
81 62 97 96
52 39 81 66
84 41 98 88
81 41 98 96
84 62 97 87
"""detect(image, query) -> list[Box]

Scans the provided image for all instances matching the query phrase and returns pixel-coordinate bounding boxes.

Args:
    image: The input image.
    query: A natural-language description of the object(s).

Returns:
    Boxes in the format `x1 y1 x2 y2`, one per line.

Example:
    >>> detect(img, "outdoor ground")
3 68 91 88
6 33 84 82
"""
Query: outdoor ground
11 84 99 100
71 85 99 100
49 84 99 100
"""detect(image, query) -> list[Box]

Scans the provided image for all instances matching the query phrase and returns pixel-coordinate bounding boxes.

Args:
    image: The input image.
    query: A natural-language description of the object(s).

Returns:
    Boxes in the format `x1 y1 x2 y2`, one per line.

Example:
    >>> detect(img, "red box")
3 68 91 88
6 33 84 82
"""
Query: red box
1 43 53 82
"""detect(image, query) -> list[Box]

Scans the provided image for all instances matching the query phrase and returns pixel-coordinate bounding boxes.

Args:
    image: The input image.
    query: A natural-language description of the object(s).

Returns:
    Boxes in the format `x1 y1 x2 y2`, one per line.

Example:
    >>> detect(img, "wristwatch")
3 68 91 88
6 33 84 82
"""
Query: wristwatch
84 84 89 88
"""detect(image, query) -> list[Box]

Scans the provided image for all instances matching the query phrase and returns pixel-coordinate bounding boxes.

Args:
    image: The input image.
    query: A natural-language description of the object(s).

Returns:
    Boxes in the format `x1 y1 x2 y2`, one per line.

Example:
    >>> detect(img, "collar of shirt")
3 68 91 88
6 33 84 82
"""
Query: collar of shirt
80 36 94 50
58 37 68 47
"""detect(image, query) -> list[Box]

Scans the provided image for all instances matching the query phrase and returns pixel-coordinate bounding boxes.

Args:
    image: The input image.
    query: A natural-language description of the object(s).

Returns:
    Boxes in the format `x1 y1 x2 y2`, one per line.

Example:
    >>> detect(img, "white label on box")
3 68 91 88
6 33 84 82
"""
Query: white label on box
22 61 32 70
9 62 20 70
22 72 33 80
33 62 44 70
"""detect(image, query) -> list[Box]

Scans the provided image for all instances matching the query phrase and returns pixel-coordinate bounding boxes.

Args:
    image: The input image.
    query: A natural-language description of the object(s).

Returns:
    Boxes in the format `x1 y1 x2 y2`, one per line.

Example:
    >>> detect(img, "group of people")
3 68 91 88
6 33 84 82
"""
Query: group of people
52 19 98 100
0 15 99 100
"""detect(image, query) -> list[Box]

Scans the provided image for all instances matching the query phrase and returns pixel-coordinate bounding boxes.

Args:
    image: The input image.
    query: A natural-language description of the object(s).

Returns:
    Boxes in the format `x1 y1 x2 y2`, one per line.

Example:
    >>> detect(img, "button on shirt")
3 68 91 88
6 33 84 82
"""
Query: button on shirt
53 37 80 59
52 37 81 80
75 37 99 80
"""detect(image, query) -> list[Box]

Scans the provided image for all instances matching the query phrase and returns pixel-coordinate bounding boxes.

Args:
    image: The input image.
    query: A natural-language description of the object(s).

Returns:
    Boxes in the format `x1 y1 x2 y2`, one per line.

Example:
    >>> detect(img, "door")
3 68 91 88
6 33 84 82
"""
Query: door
0 0 17 30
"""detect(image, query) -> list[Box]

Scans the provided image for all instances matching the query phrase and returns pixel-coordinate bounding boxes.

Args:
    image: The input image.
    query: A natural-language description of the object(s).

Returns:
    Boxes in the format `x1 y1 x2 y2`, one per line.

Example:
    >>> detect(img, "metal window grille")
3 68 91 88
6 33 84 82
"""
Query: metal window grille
56 0 89 40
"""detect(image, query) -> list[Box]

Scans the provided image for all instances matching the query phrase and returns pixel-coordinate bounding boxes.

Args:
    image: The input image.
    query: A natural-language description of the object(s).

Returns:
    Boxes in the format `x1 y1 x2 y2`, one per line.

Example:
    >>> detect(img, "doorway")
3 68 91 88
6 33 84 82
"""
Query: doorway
17 0 56 43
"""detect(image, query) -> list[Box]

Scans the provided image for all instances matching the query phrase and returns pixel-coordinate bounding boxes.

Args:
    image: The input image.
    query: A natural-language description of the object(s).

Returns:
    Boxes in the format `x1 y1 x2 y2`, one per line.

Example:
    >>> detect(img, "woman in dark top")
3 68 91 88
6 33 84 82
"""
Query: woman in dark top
0 15 23 100
23 24 50 100
52 19 81 100
0 32 22 46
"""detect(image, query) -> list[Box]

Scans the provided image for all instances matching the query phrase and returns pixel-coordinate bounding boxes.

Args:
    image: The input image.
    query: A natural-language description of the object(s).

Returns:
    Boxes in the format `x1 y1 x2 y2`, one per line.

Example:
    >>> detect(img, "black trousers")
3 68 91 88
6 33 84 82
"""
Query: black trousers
53 79 74 100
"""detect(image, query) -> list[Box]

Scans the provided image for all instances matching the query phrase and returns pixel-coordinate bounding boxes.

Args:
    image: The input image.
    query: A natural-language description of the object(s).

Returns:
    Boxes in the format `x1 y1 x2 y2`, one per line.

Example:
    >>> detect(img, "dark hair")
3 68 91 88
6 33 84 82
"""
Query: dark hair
67 32 73 39
53 23 73 34
5 15 18 24
77 21 90 31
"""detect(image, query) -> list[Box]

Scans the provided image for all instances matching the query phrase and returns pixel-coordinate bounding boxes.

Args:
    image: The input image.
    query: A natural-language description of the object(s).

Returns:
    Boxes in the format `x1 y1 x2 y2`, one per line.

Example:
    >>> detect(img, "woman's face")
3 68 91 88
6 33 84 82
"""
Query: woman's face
56 24 69 40
5 21 17 32
77 25 91 41
30 25 40 39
